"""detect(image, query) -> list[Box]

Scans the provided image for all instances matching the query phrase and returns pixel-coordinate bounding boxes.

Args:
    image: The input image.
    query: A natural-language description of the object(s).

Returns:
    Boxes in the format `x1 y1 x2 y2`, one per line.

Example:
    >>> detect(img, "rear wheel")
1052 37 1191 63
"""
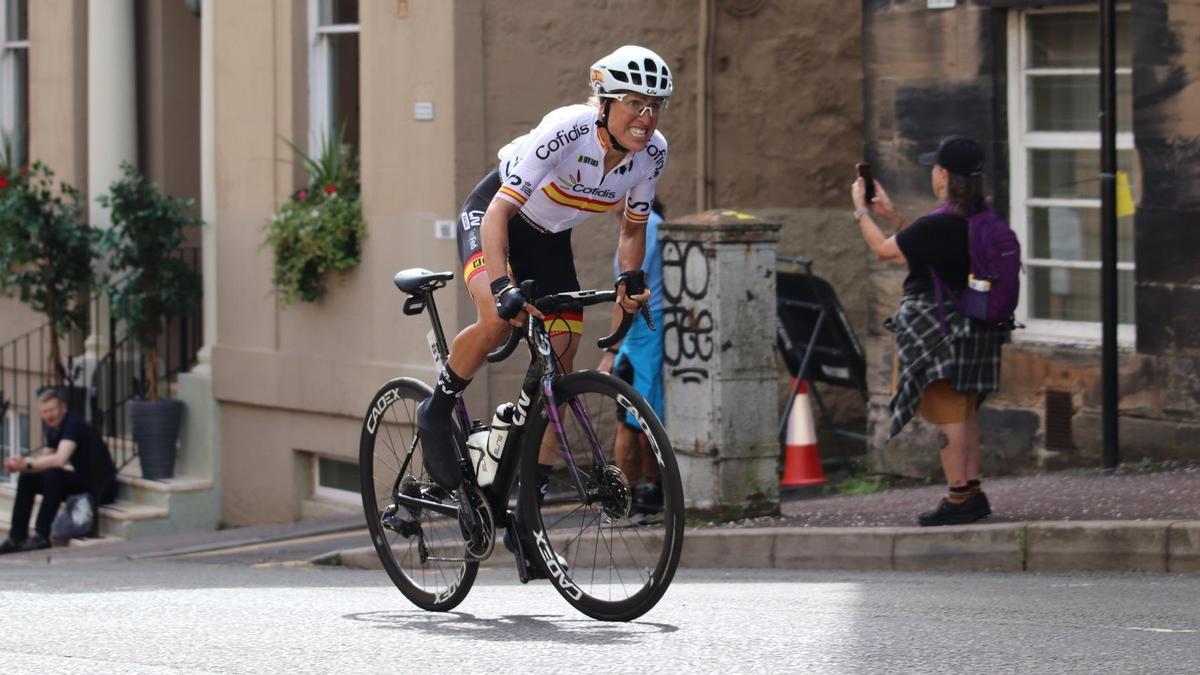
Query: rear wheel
518 370 684 622
359 377 477 611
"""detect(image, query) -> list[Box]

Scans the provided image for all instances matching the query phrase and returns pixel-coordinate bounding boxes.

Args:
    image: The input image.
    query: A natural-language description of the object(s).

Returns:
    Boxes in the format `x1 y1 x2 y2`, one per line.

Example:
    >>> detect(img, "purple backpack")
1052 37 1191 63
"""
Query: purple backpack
928 206 1021 331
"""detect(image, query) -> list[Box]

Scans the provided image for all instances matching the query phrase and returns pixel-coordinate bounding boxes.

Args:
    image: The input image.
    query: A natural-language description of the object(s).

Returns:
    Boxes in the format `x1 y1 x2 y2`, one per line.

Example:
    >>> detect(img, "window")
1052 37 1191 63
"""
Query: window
1 409 30 485
308 0 359 153
1007 8 1136 342
0 0 29 167
314 455 359 501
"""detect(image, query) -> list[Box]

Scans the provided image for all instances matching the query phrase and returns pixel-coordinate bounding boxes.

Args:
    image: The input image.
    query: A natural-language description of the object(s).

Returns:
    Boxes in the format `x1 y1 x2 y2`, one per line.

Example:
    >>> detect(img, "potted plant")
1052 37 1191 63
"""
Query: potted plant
0 154 96 394
98 162 202 480
266 127 366 303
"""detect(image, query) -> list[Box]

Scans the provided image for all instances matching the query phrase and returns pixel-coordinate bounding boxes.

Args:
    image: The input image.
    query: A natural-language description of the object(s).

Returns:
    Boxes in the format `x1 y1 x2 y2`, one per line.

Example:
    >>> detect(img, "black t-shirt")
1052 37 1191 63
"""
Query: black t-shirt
45 412 94 477
895 212 970 295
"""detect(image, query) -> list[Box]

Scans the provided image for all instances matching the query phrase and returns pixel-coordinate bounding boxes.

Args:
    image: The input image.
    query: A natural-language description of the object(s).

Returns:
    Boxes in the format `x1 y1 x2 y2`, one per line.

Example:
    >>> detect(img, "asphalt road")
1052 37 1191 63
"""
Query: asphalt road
2 552 1198 673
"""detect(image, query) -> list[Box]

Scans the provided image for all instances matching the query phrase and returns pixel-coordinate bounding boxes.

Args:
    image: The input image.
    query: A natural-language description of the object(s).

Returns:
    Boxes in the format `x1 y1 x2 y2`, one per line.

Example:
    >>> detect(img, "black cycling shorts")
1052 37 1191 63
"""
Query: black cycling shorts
457 170 583 334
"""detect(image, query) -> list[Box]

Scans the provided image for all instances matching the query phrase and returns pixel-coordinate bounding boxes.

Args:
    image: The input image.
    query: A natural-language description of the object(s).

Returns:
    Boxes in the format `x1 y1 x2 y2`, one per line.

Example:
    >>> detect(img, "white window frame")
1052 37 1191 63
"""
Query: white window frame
307 0 359 156
0 0 29 166
1006 6 1136 347
311 454 360 504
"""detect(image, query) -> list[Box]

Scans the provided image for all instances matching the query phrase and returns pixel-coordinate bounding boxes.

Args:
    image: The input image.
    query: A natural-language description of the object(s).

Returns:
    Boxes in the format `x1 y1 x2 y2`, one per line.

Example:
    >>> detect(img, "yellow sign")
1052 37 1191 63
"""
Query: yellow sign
1116 170 1135 218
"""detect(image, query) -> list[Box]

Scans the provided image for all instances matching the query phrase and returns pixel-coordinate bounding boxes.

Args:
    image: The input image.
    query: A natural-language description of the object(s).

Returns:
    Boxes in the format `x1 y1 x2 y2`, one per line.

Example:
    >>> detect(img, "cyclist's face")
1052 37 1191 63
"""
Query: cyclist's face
606 93 665 152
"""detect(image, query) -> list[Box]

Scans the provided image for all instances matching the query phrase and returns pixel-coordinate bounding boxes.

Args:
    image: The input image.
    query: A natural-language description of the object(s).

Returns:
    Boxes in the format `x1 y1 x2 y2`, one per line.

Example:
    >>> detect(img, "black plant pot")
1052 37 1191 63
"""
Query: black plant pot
130 398 184 480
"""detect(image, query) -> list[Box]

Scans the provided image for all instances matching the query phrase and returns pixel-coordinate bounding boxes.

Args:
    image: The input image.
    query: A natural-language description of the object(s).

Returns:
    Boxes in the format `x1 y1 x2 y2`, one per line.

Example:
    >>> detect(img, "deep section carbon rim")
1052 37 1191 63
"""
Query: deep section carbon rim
522 371 684 621
359 378 477 611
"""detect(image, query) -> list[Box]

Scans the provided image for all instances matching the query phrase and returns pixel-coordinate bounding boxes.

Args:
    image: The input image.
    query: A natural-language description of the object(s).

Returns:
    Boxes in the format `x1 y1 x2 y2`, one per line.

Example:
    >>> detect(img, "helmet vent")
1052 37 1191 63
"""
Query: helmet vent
611 70 629 84
630 71 643 86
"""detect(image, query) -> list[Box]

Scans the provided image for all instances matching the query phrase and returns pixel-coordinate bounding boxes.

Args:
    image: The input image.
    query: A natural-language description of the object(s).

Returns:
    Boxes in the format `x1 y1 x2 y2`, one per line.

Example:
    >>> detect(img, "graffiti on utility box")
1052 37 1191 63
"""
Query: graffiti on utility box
661 239 713 384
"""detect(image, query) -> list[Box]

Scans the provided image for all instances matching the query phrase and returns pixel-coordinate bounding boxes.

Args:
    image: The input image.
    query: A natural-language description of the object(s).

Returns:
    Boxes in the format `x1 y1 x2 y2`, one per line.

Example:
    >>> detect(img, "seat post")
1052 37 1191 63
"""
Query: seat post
422 290 451 364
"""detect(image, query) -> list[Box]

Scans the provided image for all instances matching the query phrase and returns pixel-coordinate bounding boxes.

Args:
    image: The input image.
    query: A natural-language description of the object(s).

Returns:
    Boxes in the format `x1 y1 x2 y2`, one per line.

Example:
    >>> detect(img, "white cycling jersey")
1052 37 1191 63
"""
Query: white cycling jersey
495 104 667 233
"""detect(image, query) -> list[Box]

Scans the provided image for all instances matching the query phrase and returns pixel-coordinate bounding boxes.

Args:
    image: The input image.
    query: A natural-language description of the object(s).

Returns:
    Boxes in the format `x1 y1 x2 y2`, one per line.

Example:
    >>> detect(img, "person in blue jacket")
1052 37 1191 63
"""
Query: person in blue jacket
597 199 665 517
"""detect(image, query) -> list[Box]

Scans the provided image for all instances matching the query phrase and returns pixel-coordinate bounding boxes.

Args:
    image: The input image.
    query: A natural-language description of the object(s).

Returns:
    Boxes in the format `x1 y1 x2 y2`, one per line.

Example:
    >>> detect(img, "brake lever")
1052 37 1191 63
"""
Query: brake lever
639 303 655 331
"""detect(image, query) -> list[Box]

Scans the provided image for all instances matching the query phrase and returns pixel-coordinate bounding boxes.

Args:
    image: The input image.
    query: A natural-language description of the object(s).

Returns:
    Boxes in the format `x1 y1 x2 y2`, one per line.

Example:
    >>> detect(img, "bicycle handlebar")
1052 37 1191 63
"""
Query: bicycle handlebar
484 287 646 364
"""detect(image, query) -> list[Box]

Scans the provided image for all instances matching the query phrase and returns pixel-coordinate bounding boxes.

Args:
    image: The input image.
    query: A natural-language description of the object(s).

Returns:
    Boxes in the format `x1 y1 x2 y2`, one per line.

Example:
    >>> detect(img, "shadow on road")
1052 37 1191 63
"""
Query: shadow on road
342 610 678 644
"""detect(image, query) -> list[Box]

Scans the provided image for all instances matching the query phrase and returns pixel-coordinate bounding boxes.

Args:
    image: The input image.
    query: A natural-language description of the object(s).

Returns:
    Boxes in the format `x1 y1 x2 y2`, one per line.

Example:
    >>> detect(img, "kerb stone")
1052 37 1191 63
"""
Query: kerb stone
1167 521 1200 574
1026 521 1168 573
680 528 774 568
893 523 1025 572
772 527 894 570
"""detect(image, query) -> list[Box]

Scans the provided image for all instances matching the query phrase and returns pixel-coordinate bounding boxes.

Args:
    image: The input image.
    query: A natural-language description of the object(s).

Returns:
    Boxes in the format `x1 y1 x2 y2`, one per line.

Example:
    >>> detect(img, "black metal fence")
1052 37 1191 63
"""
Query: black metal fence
0 247 202 474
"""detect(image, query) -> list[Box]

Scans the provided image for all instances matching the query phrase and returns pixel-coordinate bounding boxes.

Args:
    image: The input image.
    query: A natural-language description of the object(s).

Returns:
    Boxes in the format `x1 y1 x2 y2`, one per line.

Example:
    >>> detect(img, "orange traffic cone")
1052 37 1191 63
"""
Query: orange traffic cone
780 379 827 487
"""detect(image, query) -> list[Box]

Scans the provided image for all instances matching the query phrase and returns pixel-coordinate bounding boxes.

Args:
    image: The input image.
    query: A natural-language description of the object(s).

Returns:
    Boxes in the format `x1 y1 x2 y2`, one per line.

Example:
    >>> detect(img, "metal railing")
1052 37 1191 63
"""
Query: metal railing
0 247 203 474
93 247 203 469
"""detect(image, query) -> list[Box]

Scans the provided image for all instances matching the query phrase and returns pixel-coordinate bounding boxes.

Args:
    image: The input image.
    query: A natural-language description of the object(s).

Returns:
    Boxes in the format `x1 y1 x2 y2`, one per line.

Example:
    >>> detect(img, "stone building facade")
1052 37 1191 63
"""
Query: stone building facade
862 0 1200 477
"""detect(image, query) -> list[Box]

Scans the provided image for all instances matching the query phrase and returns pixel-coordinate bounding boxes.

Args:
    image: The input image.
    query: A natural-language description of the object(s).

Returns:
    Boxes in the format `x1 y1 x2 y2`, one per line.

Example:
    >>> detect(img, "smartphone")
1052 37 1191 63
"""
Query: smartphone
856 162 875 203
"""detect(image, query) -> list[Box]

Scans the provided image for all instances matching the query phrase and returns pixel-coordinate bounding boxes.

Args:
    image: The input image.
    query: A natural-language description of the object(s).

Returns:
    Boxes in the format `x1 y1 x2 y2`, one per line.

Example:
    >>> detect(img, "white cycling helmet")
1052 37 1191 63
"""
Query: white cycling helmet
590 45 673 99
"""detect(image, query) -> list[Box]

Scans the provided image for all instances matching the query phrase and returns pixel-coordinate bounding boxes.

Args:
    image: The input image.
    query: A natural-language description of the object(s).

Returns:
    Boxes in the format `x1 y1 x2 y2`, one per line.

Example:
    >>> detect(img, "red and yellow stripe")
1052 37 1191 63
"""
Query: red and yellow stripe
498 185 528 205
624 207 649 224
542 182 622 214
544 310 584 336
463 251 487 286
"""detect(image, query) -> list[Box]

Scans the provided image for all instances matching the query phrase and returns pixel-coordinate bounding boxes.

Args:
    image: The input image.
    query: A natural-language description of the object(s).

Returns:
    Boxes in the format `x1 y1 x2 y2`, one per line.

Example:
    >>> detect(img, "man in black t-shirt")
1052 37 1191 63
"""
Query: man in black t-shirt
0 387 116 553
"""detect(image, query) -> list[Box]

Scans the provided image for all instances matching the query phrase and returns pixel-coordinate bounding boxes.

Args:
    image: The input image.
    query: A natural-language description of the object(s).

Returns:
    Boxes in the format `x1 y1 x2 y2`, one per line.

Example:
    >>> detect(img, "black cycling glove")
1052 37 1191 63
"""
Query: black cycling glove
616 269 646 297
616 269 655 331
491 276 526 322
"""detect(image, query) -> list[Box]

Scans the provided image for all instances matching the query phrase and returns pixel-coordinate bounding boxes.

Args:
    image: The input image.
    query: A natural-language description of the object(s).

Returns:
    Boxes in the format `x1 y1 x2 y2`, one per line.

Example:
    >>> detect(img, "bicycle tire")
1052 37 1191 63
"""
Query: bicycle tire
359 377 477 611
518 370 684 622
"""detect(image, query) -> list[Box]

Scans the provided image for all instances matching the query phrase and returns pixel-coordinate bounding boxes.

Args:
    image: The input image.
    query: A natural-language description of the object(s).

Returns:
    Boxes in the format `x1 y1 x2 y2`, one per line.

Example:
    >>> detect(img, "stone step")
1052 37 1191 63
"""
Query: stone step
0 483 171 542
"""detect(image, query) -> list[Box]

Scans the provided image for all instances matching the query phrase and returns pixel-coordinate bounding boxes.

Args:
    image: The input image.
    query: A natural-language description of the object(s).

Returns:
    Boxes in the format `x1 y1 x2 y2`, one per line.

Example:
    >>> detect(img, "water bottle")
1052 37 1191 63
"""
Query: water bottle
476 403 515 487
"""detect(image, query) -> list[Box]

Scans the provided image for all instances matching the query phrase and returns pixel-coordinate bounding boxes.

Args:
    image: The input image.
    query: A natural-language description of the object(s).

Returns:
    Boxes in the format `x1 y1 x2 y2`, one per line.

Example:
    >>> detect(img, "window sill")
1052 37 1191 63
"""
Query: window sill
1010 320 1136 351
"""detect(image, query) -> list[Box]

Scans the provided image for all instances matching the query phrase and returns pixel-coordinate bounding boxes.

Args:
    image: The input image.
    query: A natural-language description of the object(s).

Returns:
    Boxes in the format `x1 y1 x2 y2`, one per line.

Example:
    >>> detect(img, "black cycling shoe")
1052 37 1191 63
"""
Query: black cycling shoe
917 493 991 527
0 537 23 555
415 398 462 490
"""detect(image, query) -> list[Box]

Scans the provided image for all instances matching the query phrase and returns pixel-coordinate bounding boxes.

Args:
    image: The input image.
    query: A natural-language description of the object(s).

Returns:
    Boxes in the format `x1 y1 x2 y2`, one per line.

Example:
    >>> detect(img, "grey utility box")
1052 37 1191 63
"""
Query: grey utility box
659 210 781 519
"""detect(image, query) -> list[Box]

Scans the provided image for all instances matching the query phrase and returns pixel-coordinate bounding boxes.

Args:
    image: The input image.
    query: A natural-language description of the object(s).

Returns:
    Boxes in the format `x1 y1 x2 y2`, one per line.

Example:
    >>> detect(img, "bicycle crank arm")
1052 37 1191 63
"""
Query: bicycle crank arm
393 493 458 519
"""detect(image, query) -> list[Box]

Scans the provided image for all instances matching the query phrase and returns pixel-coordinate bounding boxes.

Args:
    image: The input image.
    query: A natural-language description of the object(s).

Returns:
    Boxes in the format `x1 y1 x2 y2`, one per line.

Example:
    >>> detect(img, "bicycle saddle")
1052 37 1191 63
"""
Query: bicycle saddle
393 268 454 294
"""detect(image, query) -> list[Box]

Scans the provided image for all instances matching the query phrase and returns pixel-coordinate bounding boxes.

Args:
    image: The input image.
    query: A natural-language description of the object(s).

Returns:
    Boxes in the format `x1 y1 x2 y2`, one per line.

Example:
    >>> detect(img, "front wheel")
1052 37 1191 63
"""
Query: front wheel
519 370 684 622
359 377 477 611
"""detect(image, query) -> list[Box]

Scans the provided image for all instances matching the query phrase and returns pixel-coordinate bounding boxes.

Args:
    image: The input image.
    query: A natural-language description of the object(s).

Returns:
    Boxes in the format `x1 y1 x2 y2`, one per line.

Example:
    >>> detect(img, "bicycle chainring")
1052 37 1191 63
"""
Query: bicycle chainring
458 484 496 560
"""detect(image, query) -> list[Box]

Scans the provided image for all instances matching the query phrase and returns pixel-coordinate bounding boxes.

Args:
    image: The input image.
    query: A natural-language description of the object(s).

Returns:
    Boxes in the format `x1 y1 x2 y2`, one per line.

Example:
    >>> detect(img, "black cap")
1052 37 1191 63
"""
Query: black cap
918 136 985 177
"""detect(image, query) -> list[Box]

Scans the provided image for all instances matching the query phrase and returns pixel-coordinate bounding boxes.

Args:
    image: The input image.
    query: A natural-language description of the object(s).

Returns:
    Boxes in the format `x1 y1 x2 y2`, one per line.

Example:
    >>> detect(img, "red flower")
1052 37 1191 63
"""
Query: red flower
324 184 336 195
296 189 308 201
0 175 7 189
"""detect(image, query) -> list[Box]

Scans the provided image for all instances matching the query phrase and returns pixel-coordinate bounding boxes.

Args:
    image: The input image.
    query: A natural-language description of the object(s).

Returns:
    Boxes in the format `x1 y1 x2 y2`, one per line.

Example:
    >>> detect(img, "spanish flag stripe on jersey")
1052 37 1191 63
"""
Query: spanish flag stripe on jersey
498 185 528 205
542 182 622 213
463 251 487 285
544 310 584 336
624 208 650 223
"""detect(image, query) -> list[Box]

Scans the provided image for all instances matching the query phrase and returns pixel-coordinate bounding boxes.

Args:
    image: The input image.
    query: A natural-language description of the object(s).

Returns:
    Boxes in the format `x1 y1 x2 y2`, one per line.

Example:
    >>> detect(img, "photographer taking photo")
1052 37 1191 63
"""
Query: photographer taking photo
850 136 1010 527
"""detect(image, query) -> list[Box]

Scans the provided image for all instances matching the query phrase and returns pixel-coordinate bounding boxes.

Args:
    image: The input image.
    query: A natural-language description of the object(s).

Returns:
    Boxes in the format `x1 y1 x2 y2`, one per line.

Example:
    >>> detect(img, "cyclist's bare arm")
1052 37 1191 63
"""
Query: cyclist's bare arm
615 215 650 313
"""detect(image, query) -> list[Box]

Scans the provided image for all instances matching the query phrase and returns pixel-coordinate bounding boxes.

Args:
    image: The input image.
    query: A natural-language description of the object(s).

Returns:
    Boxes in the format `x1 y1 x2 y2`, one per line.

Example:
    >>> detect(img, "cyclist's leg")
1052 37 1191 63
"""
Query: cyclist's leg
417 171 508 489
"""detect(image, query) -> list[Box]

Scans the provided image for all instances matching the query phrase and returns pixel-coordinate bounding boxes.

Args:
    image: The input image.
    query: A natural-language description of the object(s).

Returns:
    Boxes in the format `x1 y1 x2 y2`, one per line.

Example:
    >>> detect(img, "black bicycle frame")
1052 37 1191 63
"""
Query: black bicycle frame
390 288 606 526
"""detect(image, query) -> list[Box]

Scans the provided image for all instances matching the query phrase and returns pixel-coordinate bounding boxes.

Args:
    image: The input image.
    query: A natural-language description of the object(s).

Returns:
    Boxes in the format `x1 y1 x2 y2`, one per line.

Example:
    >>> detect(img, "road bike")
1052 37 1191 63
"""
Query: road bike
359 268 684 622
